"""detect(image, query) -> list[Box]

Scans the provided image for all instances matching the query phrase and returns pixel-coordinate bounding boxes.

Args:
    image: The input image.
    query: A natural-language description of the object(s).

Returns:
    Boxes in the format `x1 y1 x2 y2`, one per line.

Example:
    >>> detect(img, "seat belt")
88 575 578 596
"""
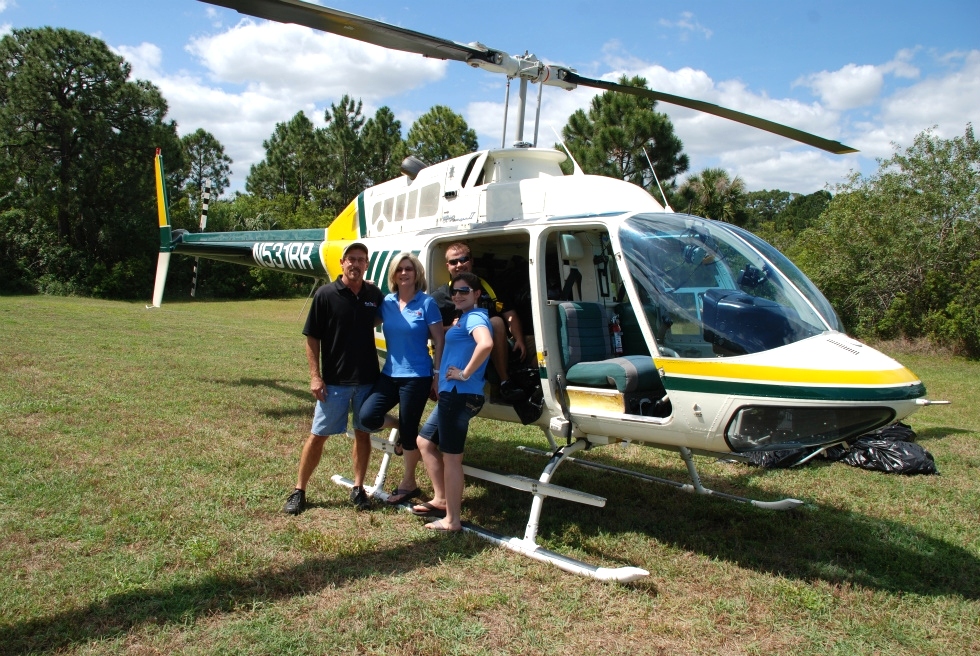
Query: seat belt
560 268 582 301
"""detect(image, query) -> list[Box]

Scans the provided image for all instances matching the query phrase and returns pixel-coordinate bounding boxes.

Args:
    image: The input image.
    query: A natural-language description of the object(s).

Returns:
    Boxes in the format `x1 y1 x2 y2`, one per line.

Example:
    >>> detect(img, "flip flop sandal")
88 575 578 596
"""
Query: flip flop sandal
385 487 421 505
410 501 446 518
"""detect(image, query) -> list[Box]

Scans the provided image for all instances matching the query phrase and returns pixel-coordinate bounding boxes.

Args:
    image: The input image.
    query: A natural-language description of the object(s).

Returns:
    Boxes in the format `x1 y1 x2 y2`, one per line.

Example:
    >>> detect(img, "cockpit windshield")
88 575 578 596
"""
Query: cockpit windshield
618 214 841 358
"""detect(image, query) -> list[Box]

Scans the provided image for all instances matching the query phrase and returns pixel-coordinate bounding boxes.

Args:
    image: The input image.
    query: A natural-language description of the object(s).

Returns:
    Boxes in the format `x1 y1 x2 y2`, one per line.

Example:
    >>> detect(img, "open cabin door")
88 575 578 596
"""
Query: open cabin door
539 227 672 426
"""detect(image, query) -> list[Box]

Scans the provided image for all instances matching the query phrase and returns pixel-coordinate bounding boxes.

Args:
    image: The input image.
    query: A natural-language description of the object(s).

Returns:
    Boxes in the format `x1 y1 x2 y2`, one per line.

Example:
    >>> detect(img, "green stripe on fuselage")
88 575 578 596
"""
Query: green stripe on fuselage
662 375 926 401
357 193 367 237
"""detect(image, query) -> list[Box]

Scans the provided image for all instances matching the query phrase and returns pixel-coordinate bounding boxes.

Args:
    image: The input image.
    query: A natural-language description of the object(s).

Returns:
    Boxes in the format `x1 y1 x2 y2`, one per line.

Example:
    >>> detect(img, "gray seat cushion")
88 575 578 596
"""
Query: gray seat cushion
558 301 612 370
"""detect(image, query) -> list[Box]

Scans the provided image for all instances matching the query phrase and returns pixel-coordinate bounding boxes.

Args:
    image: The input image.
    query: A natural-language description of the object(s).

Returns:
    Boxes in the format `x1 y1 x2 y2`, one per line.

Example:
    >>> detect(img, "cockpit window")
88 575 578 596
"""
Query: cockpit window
618 214 837 358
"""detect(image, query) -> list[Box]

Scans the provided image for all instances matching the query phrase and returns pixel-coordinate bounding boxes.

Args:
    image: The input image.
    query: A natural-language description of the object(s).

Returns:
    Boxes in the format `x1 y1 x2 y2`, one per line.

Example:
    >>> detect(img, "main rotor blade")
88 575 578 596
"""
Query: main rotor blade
563 72 857 154
202 0 856 155
201 0 495 64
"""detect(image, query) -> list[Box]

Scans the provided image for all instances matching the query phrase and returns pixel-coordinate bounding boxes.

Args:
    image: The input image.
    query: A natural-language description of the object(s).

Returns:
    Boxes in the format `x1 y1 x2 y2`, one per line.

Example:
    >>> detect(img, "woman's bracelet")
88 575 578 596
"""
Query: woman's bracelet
458 370 469 381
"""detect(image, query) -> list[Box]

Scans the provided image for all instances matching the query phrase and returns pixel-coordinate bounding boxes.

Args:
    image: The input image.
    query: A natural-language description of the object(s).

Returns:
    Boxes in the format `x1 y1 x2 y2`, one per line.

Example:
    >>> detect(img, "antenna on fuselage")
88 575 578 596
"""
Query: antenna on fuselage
643 146 673 212
551 125 584 175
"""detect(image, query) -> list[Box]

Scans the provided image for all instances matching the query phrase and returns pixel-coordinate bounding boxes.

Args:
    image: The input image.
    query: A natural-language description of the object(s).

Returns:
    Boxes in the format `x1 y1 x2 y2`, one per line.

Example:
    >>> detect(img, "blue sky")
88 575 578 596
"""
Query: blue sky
3 0 978 195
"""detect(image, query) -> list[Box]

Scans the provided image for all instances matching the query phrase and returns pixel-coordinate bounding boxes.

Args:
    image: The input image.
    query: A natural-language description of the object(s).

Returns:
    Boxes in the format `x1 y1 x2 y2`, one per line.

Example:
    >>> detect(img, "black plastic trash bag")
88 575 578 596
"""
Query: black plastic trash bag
841 438 938 475
745 448 819 469
822 443 850 462
859 421 918 444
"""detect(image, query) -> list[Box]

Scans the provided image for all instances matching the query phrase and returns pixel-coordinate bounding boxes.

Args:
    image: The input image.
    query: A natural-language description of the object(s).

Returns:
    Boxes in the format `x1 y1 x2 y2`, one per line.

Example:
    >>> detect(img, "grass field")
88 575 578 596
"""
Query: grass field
1 295 978 655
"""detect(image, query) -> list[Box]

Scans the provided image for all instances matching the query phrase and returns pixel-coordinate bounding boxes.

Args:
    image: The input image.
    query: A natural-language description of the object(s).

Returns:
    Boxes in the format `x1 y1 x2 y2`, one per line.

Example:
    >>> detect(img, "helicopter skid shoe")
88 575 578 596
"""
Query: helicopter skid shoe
464 524 649 583
517 445 803 511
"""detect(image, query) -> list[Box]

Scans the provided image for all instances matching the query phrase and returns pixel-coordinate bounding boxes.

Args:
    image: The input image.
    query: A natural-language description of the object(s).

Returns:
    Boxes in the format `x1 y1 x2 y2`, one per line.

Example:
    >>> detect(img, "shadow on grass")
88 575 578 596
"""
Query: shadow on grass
915 425 973 441
0 536 488 655
459 431 980 601
232 377 310 400
205 376 313 419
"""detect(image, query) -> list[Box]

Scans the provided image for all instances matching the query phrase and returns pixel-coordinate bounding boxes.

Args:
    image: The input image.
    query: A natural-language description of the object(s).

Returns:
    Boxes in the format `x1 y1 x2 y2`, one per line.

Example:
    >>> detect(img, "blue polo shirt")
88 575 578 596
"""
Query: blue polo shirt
438 308 492 395
379 290 442 377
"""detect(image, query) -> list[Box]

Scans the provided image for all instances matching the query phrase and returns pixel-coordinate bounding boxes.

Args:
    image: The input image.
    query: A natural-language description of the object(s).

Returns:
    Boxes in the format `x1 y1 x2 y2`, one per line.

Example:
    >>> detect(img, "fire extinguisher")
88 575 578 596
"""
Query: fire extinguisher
610 314 624 355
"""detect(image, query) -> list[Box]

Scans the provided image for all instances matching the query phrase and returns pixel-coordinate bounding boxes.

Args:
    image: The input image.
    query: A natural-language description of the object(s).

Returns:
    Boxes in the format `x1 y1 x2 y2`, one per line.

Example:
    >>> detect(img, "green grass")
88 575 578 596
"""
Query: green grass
1 296 978 655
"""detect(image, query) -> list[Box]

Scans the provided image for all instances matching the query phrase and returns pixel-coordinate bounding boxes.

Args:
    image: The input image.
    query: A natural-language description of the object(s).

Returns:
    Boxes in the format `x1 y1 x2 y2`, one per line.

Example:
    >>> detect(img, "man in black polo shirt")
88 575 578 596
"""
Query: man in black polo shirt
283 242 384 515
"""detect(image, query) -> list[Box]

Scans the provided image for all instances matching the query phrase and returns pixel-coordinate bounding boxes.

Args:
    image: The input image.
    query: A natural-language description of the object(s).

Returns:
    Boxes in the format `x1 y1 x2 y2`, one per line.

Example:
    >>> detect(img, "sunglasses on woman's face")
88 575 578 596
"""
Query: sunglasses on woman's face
450 287 473 296
395 266 415 273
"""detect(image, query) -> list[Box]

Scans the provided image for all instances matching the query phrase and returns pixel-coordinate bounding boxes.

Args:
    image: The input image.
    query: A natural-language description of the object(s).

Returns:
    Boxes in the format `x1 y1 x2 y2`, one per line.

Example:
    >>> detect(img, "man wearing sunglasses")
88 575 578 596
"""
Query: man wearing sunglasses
430 242 526 396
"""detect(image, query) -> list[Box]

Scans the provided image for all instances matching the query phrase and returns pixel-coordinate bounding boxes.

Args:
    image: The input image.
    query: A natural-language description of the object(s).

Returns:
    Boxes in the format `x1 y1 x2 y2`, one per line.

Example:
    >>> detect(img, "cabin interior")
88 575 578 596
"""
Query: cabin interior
427 228 672 421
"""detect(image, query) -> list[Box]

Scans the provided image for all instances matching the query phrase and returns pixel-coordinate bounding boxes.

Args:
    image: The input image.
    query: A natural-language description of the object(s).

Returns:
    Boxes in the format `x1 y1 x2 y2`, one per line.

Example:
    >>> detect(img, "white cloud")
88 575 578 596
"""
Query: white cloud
603 60 847 187
717 147 854 193
187 19 446 104
0 0 11 37
796 50 923 112
881 48 920 79
115 42 164 77
113 19 449 193
658 12 713 41
108 9 978 198
797 64 884 111
852 49 980 159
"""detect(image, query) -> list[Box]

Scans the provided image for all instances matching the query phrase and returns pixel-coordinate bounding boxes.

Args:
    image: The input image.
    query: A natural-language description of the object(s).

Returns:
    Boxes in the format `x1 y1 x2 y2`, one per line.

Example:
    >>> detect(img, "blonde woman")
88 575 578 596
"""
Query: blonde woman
360 252 444 505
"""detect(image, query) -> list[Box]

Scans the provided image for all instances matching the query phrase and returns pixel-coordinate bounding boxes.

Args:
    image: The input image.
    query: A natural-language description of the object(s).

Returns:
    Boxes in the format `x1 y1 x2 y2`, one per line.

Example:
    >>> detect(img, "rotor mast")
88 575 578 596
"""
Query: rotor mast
471 49 576 148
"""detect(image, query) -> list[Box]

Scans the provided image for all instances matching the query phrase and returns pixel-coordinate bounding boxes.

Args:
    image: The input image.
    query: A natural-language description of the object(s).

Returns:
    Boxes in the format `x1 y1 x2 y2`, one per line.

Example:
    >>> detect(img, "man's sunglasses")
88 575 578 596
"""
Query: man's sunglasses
446 255 471 266
450 287 474 296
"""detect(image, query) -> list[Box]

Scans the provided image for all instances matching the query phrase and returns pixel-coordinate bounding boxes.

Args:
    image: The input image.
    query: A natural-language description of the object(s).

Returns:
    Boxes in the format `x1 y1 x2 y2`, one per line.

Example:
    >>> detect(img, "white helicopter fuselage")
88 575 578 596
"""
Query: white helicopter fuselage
327 146 926 458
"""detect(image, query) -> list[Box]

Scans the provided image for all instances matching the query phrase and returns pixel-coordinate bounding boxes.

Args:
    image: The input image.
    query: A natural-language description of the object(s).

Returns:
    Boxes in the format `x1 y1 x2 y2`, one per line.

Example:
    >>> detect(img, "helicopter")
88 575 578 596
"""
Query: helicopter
148 0 941 582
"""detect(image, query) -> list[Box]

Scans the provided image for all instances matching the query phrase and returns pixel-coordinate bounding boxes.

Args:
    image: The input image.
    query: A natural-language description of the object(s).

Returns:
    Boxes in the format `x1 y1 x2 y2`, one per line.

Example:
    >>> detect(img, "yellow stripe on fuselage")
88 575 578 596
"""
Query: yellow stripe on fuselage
327 198 360 242
655 358 920 387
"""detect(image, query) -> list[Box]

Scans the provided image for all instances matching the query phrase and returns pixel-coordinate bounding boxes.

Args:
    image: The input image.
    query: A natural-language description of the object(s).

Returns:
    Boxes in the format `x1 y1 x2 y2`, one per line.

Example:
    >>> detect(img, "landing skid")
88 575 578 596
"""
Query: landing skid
518 445 804 511
332 430 650 583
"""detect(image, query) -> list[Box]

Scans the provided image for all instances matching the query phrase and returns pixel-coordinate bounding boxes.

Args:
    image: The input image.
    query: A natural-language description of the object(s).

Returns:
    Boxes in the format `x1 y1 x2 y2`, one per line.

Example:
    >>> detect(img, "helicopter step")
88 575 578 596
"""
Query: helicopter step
331 431 649 583
459 466 605 507
517 445 804 511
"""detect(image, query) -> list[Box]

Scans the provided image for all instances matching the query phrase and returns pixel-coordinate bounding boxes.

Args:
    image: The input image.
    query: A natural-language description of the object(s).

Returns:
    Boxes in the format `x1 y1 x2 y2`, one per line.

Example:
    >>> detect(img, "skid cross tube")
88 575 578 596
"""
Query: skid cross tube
518 445 804 511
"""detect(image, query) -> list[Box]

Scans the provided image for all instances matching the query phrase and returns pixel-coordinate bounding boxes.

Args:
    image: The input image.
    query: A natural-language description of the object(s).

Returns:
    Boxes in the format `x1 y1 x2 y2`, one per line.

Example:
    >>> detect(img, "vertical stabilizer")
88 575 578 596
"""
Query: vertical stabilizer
147 149 172 308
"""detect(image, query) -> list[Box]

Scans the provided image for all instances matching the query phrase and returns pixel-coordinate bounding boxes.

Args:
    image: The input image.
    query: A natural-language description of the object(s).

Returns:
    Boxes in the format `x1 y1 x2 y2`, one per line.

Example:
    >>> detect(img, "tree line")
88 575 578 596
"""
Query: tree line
2 28 977 355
